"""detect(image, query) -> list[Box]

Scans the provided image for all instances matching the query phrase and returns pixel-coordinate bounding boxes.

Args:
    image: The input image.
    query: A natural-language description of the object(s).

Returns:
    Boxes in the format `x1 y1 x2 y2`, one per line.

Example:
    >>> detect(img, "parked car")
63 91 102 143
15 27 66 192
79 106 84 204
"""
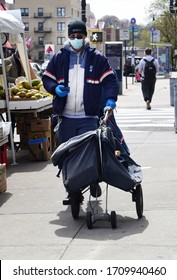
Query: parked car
30 62 43 78
123 56 142 76
41 60 49 71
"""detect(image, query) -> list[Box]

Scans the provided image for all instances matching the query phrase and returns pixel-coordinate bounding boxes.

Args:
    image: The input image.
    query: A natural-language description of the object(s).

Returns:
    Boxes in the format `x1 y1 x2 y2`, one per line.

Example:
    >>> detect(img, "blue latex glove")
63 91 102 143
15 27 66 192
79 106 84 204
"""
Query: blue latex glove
55 85 70 97
105 98 116 109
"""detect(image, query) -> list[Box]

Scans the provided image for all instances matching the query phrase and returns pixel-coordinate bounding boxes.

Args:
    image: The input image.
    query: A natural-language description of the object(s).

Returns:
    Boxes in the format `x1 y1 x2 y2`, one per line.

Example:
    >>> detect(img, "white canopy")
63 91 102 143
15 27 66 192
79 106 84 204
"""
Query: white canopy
0 9 31 84
0 10 28 165
0 10 24 34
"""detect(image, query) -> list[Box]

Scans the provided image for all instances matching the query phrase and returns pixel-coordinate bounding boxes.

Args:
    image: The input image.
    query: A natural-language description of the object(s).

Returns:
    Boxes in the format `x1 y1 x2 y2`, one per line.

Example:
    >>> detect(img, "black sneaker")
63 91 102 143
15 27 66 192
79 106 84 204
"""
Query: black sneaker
62 193 71 205
146 100 151 110
90 183 102 198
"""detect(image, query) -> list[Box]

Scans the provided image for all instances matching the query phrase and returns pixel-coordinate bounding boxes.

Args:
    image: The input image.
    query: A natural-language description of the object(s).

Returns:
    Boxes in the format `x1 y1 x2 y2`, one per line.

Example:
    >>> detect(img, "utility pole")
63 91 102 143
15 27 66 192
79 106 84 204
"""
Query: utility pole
81 0 86 23
170 0 177 69
130 17 136 84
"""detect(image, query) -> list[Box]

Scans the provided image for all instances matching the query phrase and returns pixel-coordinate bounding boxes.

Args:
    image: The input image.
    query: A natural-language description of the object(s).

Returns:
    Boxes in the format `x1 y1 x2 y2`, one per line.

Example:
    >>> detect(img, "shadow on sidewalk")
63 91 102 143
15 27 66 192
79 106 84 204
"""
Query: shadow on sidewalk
49 203 149 241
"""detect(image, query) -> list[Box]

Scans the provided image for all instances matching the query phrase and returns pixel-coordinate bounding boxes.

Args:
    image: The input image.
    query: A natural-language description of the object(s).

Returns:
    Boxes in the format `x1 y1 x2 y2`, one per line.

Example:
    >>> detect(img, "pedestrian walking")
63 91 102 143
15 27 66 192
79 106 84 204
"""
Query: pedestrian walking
138 48 159 110
42 20 118 203
134 59 141 82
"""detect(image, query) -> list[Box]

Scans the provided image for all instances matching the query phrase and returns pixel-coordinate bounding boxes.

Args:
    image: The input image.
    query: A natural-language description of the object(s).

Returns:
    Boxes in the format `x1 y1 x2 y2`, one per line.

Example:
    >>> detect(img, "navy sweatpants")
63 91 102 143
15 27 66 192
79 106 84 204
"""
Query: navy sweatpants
57 117 98 144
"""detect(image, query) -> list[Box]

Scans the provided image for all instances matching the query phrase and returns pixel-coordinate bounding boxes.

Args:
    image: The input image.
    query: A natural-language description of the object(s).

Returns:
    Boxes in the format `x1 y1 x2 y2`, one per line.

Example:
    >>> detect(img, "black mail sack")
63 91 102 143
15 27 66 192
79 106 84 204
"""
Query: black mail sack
51 130 98 168
62 137 101 193
101 139 135 191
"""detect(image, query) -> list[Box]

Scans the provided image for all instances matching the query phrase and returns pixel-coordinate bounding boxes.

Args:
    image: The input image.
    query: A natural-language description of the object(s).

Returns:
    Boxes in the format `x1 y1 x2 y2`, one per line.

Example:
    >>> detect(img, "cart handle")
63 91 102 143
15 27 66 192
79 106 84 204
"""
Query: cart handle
103 106 113 123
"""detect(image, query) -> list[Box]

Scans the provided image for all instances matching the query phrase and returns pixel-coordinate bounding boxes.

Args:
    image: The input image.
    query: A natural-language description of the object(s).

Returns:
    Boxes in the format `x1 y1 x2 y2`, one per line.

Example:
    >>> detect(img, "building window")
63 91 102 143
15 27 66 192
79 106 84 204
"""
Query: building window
38 37 44 45
38 8 43 17
71 8 79 18
57 7 65 17
21 8 29 16
38 51 44 61
24 22 29 32
57 37 65 45
57 22 65 31
38 22 43 31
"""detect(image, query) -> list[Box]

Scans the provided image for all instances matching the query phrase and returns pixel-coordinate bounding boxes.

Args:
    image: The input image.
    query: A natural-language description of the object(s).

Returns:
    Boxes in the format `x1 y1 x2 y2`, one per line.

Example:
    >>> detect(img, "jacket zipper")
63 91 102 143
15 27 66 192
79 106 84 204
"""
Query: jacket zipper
75 53 80 114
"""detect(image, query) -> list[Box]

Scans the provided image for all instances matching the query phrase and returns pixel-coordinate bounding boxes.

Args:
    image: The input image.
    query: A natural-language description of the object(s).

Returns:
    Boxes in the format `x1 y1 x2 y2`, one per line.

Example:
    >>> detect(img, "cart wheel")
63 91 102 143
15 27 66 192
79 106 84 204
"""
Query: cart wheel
86 211 93 229
135 184 143 218
110 211 117 229
70 192 80 220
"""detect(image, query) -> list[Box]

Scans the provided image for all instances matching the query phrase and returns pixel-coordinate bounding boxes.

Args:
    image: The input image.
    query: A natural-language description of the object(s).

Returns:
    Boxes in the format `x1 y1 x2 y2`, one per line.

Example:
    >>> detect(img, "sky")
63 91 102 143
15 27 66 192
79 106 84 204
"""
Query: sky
86 0 153 25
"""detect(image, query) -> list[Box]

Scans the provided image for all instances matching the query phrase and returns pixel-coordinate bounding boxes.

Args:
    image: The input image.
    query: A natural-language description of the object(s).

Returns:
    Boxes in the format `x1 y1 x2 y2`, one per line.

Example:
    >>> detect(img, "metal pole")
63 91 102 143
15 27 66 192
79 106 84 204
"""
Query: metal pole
174 83 177 133
132 25 134 84
175 11 176 69
124 40 128 89
0 35 17 165
152 31 154 51
81 0 86 23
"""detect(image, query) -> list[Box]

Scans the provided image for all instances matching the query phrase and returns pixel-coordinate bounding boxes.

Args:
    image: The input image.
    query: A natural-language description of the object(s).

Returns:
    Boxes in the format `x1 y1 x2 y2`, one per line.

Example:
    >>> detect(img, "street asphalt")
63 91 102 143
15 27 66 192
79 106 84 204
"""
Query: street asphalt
0 74 177 260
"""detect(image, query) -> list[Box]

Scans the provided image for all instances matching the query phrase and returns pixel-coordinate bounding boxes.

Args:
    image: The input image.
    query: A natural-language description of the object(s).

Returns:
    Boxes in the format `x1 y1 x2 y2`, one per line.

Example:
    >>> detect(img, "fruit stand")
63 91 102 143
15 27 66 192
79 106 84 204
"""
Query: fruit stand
0 10 53 164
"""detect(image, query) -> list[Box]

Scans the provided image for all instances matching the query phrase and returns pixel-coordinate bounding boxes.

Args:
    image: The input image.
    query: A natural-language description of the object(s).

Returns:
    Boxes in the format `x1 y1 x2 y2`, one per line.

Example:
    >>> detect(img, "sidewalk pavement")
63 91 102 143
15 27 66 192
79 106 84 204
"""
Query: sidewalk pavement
0 75 177 260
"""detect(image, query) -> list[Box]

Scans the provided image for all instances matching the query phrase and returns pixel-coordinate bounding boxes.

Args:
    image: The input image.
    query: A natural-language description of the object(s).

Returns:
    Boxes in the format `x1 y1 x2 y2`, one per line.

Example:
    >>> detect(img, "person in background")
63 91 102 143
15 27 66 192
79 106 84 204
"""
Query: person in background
5 49 37 84
138 48 159 110
5 49 37 138
42 20 118 204
134 59 141 82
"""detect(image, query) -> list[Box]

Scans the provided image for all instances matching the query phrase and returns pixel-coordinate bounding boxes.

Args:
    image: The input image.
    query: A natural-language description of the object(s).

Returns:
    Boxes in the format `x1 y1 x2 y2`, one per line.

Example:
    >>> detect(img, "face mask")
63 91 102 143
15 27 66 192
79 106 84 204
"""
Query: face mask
69 38 83 50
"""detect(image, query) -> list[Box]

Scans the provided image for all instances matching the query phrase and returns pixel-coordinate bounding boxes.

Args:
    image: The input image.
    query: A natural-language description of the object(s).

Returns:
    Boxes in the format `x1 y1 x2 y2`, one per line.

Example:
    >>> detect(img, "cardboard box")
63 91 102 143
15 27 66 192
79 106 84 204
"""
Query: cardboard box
28 131 51 161
19 133 29 150
16 116 31 135
31 118 51 132
0 122 11 139
16 115 32 149
0 163 7 193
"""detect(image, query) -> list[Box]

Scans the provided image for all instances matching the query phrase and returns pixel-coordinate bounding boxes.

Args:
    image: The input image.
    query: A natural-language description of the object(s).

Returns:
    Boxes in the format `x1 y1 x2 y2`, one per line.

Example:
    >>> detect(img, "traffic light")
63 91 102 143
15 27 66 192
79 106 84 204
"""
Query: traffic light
170 0 177 12
90 32 103 43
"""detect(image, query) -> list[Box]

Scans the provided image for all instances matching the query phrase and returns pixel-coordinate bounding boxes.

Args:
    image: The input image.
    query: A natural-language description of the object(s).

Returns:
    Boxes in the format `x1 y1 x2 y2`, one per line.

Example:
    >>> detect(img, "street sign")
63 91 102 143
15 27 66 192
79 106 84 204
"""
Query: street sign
129 25 138 32
150 26 155 32
45 44 54 54
119 29 130 40
169 0 177 13
130 17 136 25
45 44 55 60
150 30 160 42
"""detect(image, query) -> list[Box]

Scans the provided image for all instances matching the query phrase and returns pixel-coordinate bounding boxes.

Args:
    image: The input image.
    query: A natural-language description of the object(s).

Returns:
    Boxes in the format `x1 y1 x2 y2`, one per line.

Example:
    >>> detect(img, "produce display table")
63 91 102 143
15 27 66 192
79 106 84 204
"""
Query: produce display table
9 97 52 114
0 97 53 164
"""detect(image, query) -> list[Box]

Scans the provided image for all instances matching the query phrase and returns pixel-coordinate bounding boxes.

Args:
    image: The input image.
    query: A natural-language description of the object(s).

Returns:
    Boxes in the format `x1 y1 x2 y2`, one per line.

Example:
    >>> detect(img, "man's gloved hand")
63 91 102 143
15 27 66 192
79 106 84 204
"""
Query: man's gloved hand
105 98 116 109
55 85 70 97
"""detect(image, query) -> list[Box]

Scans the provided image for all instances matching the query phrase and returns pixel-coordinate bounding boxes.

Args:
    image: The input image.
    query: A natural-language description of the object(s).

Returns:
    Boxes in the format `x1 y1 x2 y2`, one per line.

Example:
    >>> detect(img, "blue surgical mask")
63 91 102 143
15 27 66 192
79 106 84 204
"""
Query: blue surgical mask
69 38 83 50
